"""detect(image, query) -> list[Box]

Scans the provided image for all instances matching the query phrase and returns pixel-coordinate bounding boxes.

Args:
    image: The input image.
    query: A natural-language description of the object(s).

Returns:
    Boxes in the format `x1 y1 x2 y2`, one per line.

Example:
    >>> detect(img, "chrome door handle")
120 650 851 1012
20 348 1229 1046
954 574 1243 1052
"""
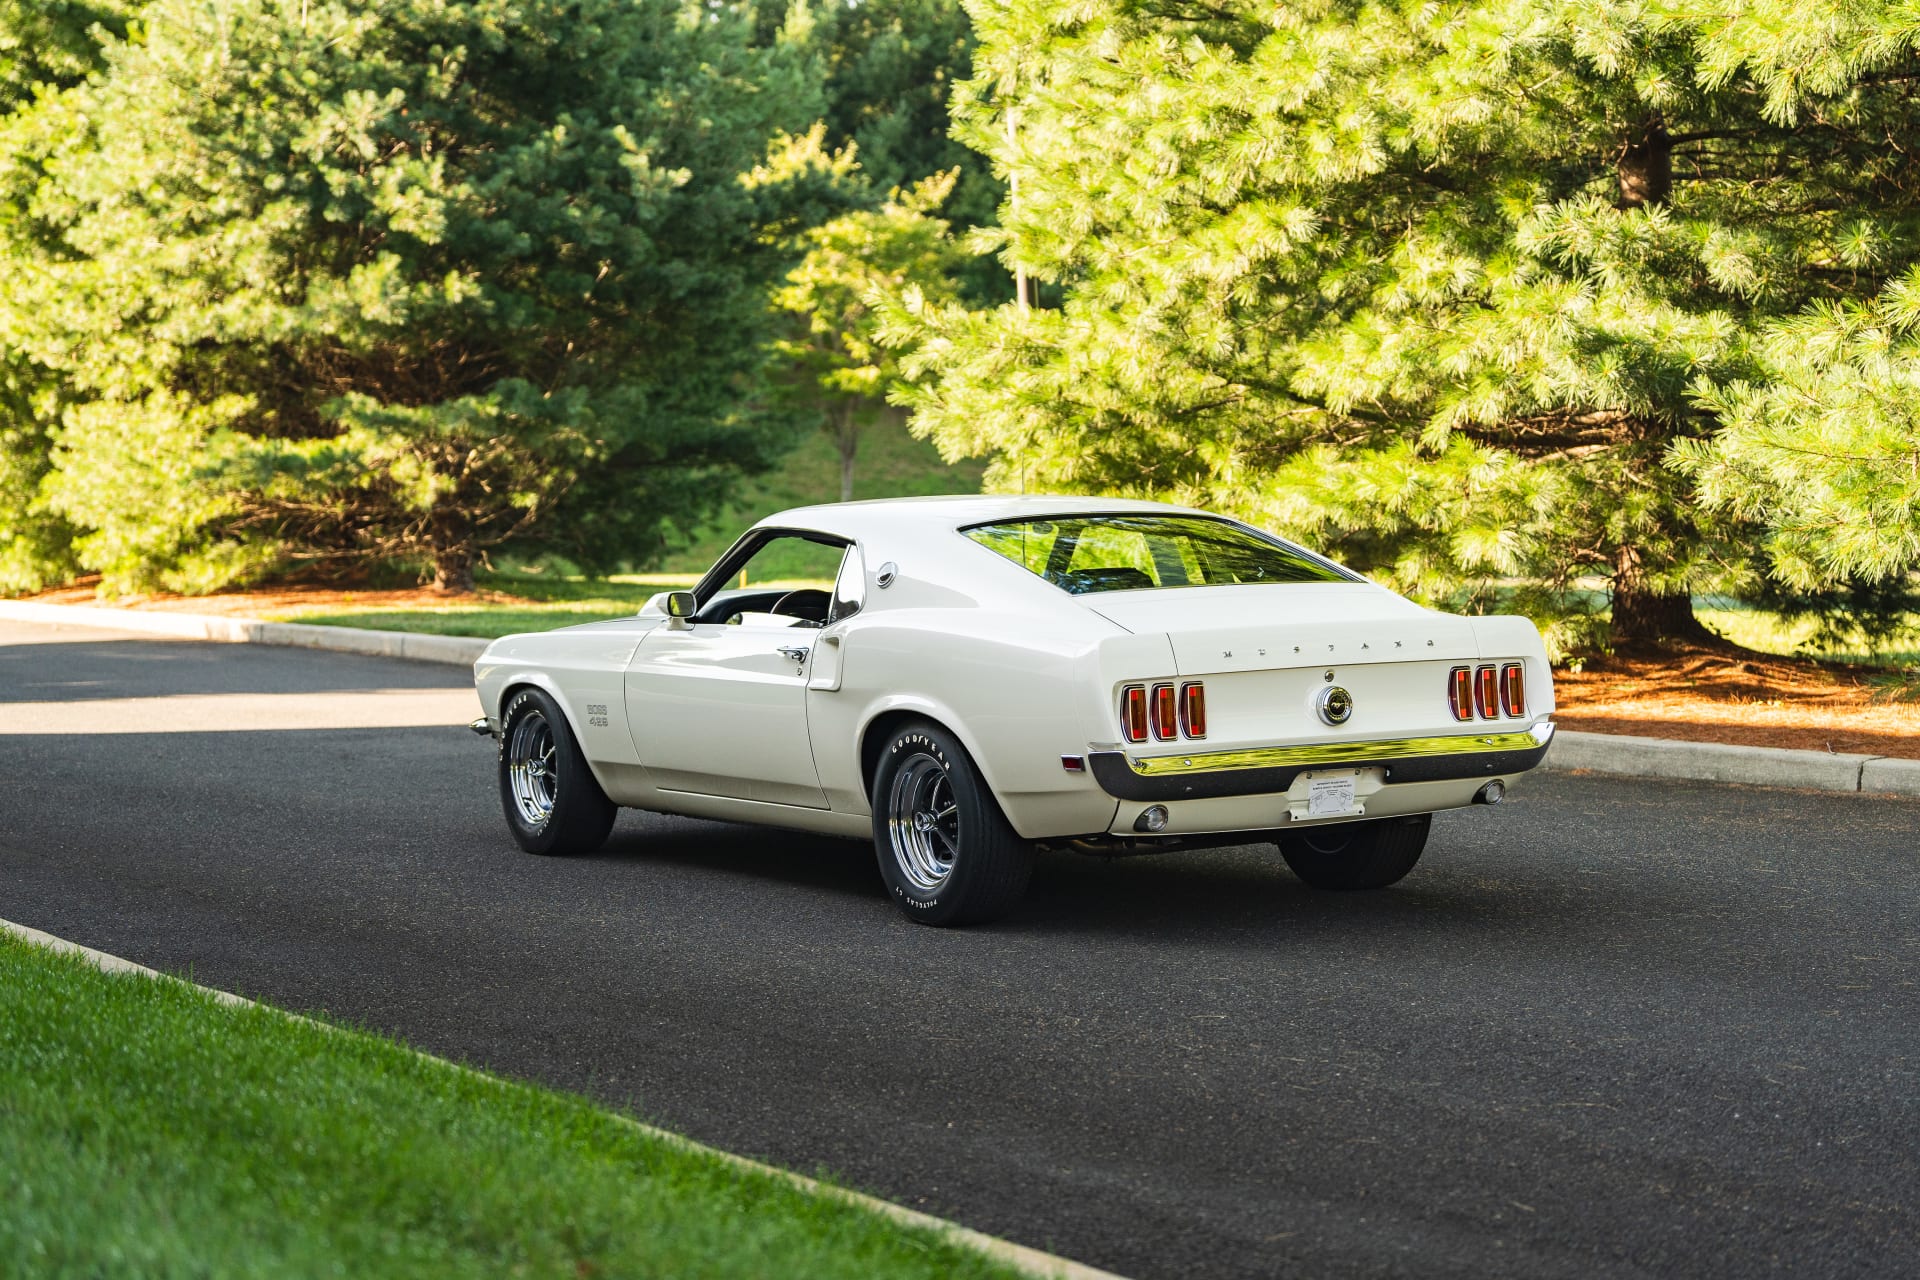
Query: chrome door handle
777 646 811 663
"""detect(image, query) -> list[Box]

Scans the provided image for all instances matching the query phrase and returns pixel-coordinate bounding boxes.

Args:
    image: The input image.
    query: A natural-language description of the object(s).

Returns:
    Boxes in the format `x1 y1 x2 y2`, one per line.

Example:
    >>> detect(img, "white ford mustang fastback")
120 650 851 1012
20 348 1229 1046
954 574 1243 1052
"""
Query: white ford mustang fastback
472 496 1555 925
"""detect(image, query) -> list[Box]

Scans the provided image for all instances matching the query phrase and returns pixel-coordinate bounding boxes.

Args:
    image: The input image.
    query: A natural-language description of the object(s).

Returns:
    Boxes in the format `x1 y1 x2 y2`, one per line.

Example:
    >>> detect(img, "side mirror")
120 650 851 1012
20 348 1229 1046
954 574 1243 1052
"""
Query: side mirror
665 590 698 630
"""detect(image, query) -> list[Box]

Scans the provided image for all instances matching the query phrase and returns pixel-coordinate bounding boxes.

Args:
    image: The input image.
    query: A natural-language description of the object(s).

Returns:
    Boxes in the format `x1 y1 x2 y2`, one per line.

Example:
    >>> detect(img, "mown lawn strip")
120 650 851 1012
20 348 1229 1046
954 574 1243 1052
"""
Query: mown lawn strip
0 933 1028 1279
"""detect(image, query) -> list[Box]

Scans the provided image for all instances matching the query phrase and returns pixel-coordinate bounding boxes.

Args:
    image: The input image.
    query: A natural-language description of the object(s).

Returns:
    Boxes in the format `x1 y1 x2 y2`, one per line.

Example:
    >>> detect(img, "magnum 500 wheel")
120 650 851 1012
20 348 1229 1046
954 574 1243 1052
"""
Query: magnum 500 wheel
871 722 1034 926
498 687 617 856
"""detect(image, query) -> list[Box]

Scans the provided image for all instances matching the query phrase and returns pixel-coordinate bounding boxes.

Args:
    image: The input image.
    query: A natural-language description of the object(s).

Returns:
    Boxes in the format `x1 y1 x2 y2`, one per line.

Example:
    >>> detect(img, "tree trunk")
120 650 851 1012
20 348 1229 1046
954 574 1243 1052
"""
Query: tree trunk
430 507 475 594
1618 114 1672 209
1608 543 1709 649
432 543 475 594
837 402 859 503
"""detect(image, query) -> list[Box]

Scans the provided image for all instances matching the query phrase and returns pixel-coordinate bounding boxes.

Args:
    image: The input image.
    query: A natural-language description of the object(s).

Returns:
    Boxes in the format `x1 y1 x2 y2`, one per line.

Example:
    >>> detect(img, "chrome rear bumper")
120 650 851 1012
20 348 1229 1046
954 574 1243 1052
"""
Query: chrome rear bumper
1087 722 1554 802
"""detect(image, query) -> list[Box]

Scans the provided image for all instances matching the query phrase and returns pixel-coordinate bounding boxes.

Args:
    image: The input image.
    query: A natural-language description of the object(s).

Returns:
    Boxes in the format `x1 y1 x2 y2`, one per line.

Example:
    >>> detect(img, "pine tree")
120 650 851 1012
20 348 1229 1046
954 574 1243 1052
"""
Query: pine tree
0 1 131 108
0 0 133 593
889 0 1920 649
812 0 1007 303
1679 282 1920 592
0 0 841 594
771 171 968 501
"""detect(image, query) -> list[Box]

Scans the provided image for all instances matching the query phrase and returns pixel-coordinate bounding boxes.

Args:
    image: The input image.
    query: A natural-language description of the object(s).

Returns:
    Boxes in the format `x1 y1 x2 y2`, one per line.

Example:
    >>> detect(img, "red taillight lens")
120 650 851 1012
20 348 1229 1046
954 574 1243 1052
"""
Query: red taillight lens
1500 663 1525 717
1448 666 1473 721
1474 665 1498 719
1179 682 1206 739
1122 684 1149 743
1151 683 1178 740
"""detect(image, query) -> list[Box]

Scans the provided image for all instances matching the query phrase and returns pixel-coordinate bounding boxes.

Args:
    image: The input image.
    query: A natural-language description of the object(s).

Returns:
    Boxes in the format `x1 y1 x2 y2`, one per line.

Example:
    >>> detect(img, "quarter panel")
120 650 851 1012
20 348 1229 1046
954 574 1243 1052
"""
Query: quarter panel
1471 615 1557 718
809 608 1142 839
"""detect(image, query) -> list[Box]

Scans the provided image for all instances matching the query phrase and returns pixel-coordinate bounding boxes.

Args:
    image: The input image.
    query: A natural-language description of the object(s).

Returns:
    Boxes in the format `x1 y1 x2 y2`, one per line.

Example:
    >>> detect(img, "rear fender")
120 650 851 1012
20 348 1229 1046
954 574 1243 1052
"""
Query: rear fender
849 693 1121 841
855 694 991 796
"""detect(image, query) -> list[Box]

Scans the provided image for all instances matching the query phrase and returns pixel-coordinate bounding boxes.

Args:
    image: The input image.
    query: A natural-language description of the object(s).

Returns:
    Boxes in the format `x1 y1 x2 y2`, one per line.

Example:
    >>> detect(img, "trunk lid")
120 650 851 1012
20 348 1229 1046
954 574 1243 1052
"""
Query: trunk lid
1085 584 1523 747
1084 583 1480 674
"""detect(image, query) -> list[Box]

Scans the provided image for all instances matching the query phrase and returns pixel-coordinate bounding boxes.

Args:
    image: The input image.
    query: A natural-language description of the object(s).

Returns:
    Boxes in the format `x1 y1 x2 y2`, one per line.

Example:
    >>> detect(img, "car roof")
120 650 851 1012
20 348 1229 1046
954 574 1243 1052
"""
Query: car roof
756 494 1210 540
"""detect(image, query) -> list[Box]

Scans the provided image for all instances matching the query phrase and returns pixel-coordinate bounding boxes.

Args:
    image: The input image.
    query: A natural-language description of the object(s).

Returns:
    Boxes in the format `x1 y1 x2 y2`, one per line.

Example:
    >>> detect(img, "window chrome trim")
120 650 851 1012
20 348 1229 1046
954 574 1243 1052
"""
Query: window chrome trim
829 544 866 623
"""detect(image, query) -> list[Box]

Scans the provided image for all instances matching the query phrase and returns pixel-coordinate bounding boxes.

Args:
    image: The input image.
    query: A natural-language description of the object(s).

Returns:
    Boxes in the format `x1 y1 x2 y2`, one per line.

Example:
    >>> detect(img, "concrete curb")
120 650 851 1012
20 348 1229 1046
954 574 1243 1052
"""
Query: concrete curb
4 598 1915 800
1548 729 1920 798
0 917 1126 1280
0 600 488 666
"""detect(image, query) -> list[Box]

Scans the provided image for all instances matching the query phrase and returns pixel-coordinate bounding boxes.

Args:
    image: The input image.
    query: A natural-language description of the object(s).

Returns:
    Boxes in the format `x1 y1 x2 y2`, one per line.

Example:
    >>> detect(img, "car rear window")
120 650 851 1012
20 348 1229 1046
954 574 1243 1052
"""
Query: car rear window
961 514 1358 594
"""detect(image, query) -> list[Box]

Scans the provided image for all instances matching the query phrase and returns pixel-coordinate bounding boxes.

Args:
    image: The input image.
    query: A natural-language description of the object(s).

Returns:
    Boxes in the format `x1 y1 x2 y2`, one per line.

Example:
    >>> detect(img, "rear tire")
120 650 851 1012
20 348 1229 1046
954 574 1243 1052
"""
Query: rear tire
871 722 1034 926
1278 814 1430 890
498 687 617 856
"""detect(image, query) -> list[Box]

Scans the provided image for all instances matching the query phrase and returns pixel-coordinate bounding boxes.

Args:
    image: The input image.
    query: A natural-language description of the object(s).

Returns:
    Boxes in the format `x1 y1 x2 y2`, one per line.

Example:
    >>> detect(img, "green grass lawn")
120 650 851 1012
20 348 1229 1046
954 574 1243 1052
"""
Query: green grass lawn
1695 605 1920 668
0 932 1026 1279
273 573 694 639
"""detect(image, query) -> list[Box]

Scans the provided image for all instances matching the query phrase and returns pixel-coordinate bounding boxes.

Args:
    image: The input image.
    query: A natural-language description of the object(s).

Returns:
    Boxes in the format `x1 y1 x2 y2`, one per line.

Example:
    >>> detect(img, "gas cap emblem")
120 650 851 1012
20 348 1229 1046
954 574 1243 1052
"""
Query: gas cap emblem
1316 685 1354 726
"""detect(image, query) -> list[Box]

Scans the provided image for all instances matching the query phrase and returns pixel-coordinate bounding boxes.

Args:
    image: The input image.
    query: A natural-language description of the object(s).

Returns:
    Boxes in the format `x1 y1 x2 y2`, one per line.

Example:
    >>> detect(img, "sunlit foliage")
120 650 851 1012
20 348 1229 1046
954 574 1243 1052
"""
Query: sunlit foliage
889 0 1920 646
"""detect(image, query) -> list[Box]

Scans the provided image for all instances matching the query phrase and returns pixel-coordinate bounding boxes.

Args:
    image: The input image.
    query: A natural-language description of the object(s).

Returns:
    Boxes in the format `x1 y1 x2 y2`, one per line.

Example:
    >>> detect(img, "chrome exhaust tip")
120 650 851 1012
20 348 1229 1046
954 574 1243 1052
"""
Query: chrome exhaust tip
468 717 495 737
1473 780 1506 805
1133 804 1171 833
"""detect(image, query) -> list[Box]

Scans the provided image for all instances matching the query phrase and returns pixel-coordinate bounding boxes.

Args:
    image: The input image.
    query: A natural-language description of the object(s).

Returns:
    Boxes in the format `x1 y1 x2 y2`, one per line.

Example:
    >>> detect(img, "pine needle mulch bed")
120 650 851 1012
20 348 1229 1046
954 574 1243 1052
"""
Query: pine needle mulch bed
1552 645 1920 760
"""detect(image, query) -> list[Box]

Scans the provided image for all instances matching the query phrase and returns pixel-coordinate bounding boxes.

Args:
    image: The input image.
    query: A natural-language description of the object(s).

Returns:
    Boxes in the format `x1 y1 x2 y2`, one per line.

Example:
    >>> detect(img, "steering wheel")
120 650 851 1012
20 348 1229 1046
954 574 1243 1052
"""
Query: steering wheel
770 588 832 624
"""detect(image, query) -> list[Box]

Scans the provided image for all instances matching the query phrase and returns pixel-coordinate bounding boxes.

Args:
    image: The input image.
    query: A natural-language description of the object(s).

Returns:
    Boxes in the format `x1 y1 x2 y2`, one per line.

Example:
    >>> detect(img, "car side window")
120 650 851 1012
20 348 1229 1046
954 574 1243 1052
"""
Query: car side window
732 535 845 590
830 545 865 622
695 531 846 626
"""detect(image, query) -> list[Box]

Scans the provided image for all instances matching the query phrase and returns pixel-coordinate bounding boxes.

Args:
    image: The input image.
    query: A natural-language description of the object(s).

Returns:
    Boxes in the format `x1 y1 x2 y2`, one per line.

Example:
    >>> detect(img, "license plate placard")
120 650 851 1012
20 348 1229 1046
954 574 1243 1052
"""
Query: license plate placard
1293 769 1362 820
1308 774 1357 817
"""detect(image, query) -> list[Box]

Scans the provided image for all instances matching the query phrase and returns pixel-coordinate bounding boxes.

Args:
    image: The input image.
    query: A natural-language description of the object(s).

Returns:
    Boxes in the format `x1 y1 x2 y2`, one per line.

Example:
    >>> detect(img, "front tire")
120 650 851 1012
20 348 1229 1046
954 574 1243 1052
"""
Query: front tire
498 687 617 856
871 722 1034 926
1278 814 1430 890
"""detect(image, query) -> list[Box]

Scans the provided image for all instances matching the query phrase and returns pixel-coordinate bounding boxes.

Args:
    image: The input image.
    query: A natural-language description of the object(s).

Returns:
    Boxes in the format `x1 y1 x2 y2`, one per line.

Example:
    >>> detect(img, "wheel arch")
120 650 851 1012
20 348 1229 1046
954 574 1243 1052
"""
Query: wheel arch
858 703 992 803
495 672 592 748
860 708 928 800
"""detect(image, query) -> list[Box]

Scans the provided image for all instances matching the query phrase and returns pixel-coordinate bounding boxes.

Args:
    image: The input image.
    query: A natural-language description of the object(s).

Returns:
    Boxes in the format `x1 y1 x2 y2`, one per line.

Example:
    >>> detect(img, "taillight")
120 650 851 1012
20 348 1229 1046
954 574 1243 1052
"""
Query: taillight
1151 683 1178 740
1121 684 1149 743
1179 682 1206 738
1500 663 1525 717
1122 680 1207 741
1448 666 1473 721
1474 665 1499 720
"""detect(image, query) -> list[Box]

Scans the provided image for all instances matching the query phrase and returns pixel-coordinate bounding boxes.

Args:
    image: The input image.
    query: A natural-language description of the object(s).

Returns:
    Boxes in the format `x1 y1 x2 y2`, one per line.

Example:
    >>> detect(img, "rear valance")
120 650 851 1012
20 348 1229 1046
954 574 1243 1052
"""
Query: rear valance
1088 723 1555 801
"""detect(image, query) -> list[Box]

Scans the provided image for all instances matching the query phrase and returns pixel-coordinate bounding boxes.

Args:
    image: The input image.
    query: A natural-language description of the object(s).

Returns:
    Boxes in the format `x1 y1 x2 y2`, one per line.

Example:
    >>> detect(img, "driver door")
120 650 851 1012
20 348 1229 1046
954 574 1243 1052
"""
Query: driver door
624 532 846 808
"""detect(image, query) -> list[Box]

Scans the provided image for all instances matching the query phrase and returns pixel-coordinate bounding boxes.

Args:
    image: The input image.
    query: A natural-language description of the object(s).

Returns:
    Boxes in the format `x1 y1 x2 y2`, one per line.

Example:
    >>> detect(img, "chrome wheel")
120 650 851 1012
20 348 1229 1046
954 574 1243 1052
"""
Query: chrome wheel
506 709 557 828
886 751 960 892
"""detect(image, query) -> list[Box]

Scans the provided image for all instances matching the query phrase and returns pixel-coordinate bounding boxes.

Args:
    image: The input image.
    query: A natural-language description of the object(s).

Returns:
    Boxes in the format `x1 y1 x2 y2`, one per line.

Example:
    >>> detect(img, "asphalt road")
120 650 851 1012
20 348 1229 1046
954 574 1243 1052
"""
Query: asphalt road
3 618 1916 1279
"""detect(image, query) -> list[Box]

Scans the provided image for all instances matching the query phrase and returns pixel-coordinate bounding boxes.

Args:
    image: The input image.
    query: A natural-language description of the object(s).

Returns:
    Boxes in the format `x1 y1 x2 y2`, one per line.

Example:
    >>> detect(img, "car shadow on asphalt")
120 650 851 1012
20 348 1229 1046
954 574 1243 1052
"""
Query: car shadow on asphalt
1013 845 1528 941
582 813 1529 942
582 815 891 902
